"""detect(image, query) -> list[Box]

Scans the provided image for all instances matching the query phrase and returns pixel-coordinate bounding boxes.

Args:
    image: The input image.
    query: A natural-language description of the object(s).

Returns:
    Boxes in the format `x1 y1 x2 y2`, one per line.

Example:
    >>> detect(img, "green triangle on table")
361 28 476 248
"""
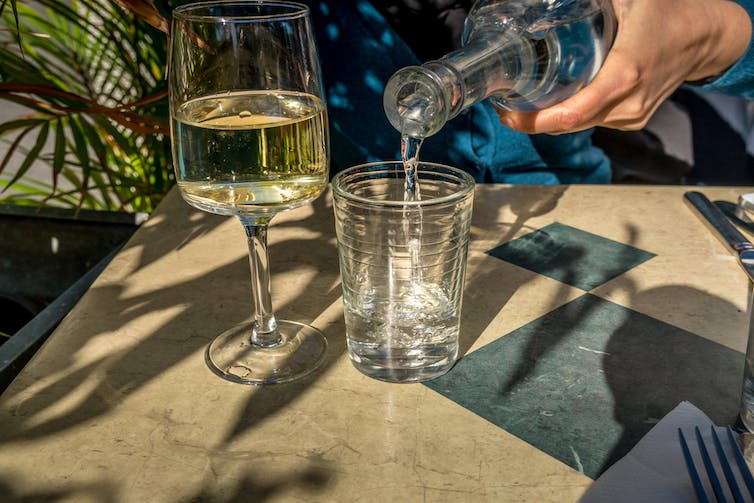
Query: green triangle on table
486 222 656 291
426 294 742 479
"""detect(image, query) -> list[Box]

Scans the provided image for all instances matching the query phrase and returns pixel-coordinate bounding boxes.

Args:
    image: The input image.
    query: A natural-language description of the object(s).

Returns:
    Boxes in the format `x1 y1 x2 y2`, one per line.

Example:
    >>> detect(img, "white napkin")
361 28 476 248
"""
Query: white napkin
579 401 749 502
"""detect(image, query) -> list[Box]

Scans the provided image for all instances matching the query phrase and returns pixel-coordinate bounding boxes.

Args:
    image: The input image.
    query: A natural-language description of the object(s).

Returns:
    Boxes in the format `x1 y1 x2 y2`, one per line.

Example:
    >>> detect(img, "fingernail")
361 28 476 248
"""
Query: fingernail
500 117 514 129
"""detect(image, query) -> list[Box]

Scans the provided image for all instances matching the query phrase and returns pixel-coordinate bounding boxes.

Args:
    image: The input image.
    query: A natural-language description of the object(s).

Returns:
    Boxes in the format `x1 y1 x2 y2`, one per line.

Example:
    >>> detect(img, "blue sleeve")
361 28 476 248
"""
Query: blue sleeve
306 0 610 184
698 0 754 98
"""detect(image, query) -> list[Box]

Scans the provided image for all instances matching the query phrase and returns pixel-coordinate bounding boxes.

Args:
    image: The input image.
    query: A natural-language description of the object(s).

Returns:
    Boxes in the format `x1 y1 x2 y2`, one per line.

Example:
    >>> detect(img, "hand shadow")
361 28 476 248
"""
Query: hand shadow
458 184 569 357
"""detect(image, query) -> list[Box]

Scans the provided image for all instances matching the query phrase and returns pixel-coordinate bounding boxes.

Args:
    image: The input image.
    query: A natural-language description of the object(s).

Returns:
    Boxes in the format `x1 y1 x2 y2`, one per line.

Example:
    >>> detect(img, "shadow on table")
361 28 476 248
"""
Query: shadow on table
0 183 575 502
2 182 743 494
0 477 116 503
0 465 333 503
487 284 742 478
0 192 343 499
428 203 746 479
458 183 569 357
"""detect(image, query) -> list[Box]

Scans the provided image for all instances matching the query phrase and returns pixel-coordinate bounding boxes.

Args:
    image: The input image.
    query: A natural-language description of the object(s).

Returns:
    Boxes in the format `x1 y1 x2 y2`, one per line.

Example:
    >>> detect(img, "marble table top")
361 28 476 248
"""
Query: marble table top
0 184 751 502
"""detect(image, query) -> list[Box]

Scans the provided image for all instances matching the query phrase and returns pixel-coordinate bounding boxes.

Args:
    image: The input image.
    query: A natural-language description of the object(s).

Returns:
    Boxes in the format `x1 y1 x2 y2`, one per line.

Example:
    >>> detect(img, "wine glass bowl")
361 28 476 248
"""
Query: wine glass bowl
172 89 329 216
169 1 329 384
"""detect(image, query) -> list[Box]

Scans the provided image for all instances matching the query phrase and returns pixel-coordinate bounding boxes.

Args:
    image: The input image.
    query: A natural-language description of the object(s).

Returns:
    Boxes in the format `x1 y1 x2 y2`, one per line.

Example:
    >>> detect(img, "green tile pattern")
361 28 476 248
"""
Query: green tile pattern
426 294 743 479
486 222 656 291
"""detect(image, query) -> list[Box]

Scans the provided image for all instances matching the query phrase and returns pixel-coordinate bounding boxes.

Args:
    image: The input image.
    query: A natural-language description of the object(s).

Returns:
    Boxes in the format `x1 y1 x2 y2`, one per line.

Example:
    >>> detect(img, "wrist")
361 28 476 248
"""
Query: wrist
687 0 752 83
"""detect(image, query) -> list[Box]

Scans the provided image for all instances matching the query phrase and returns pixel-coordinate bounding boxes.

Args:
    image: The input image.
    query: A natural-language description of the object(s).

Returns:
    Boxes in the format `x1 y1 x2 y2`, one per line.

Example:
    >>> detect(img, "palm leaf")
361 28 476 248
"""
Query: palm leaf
78 116 119 209
0 0 22 53
51 117 65 194
0 123 37 180
0 0 174 212
113 0 169 34
6 120 49 187
0 117 47 135
67 115 91 204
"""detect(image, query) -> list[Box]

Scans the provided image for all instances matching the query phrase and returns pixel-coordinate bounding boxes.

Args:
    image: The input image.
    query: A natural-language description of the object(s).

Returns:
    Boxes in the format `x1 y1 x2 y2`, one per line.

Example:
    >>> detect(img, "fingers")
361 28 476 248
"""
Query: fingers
497 53 645 133
498 37 682 134
494 0 732 134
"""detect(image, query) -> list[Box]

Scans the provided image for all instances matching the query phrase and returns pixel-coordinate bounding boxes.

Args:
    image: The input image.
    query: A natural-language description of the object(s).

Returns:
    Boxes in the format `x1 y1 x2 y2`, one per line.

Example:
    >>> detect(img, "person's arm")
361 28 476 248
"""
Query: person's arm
697 0 754 97
496 0 753 134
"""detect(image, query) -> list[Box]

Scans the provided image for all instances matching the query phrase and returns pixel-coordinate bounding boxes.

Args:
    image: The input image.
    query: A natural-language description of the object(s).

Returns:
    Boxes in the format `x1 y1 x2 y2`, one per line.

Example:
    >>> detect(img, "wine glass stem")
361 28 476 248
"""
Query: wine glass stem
240 217 281 348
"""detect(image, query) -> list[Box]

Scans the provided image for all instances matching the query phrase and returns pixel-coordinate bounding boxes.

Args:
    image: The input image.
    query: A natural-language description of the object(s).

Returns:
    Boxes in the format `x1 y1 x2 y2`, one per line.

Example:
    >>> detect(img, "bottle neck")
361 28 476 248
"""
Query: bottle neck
437 30 531 116
383 29 530 139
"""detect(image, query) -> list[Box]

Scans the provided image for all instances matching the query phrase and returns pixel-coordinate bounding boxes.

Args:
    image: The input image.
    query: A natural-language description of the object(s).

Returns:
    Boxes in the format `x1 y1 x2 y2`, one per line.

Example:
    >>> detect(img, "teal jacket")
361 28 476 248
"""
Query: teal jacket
698 0 754 98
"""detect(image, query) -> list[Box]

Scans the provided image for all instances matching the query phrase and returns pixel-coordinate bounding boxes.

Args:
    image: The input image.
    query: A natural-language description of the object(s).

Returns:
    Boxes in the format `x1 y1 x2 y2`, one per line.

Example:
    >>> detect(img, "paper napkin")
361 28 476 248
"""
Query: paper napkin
579 401 750 502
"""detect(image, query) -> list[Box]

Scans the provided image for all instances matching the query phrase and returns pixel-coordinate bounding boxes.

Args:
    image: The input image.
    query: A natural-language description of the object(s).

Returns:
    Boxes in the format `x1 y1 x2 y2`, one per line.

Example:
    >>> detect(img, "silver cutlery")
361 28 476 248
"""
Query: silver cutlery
679 425 754 502
684 191 754 284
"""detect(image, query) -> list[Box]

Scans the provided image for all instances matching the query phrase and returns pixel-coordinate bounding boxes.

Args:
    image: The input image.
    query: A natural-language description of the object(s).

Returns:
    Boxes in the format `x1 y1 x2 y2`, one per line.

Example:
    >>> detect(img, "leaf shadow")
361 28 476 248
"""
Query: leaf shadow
0 192 344 448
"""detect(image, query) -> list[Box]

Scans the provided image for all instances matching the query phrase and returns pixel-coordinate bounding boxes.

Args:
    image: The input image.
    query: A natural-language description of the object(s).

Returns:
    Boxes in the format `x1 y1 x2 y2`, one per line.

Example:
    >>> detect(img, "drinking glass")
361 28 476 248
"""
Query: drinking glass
332 162 475 382
169 1 329 384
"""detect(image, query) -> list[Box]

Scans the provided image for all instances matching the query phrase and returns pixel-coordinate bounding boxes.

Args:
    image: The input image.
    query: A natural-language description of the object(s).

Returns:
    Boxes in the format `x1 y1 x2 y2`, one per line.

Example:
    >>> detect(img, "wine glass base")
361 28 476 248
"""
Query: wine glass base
205 321 328 385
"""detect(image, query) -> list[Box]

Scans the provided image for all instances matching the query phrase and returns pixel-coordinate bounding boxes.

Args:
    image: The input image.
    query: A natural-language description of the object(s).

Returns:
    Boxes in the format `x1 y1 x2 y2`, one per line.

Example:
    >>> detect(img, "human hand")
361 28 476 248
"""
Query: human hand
496 0 752 134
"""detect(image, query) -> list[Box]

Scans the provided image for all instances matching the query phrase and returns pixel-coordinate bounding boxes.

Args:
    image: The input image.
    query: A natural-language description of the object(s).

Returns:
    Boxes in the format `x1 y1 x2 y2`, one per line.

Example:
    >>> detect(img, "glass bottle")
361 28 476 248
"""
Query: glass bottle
383 0 617 139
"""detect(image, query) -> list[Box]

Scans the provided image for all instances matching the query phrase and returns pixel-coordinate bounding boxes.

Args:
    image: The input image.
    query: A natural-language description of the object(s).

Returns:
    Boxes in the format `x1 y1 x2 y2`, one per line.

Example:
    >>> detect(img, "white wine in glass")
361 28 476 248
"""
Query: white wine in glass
169 1 329 384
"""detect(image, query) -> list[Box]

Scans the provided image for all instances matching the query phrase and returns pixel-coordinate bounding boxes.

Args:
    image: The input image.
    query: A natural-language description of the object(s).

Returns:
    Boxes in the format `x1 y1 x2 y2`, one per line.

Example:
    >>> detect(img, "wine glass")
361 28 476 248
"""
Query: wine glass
169 1 329 384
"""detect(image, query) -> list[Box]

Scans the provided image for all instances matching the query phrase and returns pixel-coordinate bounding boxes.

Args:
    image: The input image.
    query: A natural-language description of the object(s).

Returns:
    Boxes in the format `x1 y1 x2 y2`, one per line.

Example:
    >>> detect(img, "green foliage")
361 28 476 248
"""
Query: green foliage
0 0 175 213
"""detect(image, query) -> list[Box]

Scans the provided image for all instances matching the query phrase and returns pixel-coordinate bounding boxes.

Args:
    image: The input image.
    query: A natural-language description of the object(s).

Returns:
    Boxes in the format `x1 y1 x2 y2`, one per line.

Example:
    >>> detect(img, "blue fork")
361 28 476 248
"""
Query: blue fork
679 426 754 502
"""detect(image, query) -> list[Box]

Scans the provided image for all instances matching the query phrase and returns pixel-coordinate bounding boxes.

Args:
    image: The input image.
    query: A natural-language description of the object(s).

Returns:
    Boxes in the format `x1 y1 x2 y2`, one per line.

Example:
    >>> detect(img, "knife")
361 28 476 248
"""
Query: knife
685 191 754 284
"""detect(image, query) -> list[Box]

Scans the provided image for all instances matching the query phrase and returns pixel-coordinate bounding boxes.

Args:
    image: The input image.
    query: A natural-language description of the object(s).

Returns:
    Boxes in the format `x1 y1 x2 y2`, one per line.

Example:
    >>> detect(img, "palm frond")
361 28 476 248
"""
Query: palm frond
0 0 174 212
0 0 22 53
113 0 169 33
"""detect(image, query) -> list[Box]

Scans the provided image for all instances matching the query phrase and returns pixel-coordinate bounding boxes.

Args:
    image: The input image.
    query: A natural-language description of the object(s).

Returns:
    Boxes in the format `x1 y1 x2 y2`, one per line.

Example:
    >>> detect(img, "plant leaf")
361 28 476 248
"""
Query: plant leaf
112 0 169 34
0 83 93 106
4 121 50 190
51 117 65 194
0 118 46 136
0 0 172 212
0 124 36 180
78 116 118 209
1 0 23 54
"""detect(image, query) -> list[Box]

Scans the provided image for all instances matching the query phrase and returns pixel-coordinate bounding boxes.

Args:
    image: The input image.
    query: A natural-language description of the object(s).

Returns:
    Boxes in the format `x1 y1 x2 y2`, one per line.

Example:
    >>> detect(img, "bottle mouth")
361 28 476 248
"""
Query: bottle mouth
383 66 449 139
